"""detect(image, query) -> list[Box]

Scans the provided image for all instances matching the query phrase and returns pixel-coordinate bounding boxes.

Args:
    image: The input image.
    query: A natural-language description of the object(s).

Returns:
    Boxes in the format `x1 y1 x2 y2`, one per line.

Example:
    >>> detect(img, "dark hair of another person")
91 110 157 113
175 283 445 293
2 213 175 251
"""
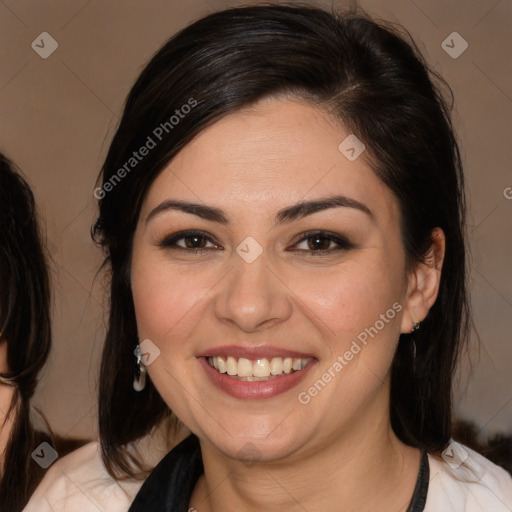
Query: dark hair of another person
93 4 469 479
0 154 52 511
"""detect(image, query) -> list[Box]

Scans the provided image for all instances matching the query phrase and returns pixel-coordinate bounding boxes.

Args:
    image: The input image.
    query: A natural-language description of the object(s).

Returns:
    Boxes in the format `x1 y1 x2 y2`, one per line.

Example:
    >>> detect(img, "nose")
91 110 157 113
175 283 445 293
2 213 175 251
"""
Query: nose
214 252 293 333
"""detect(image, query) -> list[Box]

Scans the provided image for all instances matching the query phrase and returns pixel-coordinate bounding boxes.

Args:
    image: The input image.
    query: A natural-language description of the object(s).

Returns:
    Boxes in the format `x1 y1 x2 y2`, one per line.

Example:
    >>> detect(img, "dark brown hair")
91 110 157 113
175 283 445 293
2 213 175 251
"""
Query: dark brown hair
0 153 52 511
93 4 469 478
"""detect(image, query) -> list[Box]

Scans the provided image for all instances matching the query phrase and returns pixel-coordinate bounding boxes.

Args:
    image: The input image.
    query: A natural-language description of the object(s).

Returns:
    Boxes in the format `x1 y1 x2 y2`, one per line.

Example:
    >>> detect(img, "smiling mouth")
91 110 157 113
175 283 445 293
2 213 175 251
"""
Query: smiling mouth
207 356 312 381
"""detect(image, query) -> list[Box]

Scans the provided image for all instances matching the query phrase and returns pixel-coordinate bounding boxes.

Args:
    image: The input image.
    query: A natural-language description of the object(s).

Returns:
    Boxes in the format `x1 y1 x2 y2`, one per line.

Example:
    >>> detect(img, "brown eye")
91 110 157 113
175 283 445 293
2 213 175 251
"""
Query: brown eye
183 234 208 249
158 230 221 252
291 231 354 256
306 235 331 251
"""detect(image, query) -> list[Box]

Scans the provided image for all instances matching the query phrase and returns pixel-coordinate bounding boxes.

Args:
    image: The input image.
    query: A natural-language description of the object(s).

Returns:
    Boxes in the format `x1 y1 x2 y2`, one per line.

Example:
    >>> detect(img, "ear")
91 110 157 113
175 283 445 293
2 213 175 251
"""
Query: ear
401 228 446 334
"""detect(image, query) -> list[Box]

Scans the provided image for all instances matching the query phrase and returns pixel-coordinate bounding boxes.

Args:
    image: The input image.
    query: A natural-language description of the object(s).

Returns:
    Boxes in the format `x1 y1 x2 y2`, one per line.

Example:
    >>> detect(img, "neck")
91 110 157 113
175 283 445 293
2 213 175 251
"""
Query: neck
0 384 16 473
190 396 420 512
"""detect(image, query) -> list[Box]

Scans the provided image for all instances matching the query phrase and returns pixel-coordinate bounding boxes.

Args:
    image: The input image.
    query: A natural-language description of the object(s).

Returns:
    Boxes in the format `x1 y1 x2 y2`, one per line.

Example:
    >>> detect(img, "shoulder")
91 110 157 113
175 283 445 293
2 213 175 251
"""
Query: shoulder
23 418 189 512
425 440 512 511
23 441 143 512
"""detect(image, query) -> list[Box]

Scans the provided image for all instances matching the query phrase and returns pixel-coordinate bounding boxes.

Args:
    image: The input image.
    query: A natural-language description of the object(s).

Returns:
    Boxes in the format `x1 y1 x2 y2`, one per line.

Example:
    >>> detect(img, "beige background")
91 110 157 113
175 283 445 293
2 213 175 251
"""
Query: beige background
0 0 510 440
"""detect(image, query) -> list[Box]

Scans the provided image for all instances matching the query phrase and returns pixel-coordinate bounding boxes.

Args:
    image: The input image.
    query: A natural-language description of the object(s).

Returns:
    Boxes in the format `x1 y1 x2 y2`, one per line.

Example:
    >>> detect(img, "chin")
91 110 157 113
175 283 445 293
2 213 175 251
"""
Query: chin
194 415 311 464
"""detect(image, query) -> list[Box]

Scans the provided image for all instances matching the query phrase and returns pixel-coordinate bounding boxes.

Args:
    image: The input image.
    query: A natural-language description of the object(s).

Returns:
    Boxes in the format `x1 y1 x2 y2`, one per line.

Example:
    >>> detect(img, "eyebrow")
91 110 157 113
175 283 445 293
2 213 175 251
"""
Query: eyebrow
145 195 373 225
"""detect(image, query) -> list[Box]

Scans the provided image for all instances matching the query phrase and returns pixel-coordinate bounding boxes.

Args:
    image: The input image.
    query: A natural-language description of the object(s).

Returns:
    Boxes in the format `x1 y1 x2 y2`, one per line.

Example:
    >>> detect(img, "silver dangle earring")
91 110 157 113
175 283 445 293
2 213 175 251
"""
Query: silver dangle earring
133 344 147 392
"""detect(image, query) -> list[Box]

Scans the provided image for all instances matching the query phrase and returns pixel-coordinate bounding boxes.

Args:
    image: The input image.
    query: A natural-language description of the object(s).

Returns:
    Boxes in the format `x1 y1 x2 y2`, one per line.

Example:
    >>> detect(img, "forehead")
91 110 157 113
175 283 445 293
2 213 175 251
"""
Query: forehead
141 98 399 223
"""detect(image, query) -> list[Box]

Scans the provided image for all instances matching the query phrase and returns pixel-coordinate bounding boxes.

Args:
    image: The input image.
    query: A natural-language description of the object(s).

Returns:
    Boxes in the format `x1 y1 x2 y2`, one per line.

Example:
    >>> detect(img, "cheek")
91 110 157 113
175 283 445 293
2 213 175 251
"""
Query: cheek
288 258 405 342
131 257 205 347
130 258 210 417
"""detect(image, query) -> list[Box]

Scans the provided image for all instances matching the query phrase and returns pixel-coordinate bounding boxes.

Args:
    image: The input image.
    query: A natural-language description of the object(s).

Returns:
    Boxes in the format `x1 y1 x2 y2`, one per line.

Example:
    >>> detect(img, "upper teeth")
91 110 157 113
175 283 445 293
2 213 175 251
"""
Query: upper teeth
208 356 309 378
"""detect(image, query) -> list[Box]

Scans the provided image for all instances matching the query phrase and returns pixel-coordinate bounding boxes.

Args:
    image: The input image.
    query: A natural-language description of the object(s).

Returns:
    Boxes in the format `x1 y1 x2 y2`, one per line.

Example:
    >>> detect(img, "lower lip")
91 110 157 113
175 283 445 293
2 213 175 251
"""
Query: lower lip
198 357 317 399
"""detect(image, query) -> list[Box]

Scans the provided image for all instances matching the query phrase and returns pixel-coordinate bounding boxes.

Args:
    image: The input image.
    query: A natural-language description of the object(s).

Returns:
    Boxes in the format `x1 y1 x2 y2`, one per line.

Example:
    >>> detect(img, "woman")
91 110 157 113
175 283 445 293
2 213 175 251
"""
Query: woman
0 153 53 510
27 4 512 511
1 154 86 511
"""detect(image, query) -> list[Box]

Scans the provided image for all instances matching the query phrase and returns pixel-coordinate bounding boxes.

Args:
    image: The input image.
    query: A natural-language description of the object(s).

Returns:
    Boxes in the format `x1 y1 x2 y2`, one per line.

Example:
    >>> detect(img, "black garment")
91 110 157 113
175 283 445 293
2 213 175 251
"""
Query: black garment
408 448 430 512
129 435 429 511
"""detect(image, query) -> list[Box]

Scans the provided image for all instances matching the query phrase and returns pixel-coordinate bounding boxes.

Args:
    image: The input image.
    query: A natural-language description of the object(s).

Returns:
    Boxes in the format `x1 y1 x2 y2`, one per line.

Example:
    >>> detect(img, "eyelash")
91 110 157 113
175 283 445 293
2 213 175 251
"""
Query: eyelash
158 230 354 256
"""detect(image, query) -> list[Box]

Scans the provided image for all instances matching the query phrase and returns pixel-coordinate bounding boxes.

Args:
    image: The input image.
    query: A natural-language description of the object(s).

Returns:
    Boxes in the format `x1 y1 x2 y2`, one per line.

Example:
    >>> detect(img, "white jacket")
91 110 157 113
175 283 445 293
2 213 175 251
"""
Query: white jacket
24 440 512 511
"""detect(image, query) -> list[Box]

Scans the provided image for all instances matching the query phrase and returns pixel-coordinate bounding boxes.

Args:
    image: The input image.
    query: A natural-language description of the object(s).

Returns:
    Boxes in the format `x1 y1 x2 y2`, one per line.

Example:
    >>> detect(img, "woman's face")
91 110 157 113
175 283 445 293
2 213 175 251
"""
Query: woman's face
131 97 421 462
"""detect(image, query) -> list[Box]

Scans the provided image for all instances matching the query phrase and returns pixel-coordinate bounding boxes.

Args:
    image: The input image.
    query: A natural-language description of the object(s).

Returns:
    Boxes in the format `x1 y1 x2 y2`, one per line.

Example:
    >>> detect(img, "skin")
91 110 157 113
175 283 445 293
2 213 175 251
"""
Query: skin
131 97 445 512
0 340 15 472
